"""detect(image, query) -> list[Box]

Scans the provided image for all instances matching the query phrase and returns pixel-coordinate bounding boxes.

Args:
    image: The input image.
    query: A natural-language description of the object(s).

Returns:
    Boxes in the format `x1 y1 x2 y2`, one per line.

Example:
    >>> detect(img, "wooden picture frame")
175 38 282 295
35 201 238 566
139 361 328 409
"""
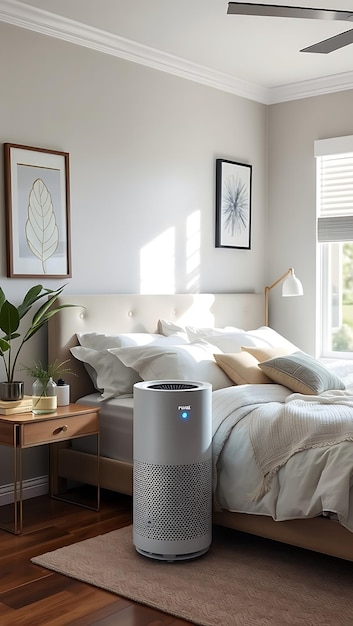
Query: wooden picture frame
4 143 71 278
215 158 252 249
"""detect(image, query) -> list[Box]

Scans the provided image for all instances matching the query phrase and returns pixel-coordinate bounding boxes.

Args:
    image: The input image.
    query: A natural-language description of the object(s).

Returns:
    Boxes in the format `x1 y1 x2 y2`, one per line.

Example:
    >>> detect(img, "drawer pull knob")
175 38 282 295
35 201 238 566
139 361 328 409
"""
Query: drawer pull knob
61 425 68 432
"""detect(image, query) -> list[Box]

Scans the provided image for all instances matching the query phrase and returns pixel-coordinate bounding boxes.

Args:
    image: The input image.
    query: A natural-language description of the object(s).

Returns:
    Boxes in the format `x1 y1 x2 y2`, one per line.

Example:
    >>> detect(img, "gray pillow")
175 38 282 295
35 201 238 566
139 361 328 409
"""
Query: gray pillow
259 351 345 395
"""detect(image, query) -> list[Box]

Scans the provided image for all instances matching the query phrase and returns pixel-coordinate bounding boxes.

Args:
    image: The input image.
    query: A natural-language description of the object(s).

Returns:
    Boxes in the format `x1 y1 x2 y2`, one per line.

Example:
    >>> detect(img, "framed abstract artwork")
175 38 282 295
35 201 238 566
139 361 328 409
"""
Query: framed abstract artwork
4 143 71 278
215 158 252 249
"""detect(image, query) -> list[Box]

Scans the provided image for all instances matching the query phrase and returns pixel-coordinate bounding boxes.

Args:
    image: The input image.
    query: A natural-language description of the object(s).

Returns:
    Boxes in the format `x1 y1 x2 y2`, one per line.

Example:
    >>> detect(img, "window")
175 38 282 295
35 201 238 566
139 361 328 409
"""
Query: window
315 136 353 358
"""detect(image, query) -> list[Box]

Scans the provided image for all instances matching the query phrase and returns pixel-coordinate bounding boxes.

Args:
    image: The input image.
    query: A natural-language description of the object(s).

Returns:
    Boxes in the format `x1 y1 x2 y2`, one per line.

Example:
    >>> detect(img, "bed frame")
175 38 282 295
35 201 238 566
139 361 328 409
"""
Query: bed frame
48 293 353 561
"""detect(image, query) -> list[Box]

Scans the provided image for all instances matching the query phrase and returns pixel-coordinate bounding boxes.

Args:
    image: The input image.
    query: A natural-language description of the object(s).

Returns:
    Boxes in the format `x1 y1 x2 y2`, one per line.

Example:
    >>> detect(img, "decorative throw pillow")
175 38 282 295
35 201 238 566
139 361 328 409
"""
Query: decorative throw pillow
109 342 233 391
241 345 297 362
214 352 272 385
258 352 346 395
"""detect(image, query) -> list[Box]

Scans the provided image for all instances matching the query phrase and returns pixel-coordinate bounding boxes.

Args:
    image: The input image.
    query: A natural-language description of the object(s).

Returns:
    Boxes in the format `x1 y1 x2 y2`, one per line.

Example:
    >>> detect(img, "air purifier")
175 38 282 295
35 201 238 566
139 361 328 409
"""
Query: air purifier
133 380 212 561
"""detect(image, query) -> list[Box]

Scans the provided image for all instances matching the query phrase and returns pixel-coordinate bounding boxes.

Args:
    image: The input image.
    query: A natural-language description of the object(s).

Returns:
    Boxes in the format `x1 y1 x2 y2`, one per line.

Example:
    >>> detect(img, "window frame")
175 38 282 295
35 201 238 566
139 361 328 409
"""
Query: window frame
315 135 353 359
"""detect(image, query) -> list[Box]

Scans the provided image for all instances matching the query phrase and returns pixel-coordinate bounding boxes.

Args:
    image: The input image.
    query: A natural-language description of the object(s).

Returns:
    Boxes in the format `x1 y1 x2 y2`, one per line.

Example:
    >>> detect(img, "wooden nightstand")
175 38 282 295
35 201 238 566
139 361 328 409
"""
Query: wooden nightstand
0 404 100 534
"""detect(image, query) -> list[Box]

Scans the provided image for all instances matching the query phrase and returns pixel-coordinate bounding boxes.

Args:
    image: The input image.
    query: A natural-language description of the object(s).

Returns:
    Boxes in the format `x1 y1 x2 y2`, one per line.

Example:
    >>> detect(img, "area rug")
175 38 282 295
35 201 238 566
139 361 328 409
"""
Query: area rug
32 525 353 626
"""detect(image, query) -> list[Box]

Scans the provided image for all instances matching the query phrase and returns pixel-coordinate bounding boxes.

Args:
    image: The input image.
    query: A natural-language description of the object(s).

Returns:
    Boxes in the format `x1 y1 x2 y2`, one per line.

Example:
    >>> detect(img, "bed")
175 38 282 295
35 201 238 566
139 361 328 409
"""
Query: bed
48 292 353 561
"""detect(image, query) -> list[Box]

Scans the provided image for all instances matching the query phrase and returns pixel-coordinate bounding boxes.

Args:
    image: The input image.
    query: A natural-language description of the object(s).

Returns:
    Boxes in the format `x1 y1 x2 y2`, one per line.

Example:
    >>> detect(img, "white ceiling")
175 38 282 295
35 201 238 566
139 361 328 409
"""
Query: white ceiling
3 0 353 103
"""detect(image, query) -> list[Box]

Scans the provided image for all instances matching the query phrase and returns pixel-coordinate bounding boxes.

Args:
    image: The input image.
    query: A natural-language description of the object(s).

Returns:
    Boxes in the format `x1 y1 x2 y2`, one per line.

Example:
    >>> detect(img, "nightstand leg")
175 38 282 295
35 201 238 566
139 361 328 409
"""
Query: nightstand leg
13 424 22 535
0 424 22 535
50 433 100 511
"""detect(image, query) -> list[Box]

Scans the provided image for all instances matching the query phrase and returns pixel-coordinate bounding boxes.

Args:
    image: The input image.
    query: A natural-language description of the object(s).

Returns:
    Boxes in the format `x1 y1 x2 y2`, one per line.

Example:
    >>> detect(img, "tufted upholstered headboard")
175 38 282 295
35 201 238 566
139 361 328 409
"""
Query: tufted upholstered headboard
48 293 264 401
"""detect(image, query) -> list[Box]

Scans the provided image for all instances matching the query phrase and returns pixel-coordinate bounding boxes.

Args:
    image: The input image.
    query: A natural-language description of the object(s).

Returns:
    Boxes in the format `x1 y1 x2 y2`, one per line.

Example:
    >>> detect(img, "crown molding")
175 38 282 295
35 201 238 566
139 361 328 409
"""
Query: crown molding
268 71 353 104
1 0 353 106
0 0 268 104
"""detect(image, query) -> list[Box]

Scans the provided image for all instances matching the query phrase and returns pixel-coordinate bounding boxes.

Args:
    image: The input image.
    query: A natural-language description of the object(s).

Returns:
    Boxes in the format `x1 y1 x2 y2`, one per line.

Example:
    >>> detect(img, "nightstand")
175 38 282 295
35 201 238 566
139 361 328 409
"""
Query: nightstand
0 404 100 534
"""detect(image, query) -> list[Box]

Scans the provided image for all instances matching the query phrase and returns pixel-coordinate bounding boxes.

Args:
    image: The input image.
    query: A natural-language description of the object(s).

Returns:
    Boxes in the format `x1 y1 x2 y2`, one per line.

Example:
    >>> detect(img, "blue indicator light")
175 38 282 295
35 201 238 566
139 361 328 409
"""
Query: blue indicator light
181 411 189 420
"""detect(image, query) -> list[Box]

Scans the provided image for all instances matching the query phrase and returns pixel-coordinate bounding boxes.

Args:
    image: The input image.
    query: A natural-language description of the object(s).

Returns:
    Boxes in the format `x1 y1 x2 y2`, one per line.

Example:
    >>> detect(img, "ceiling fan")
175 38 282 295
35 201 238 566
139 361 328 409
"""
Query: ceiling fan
227 2 353 53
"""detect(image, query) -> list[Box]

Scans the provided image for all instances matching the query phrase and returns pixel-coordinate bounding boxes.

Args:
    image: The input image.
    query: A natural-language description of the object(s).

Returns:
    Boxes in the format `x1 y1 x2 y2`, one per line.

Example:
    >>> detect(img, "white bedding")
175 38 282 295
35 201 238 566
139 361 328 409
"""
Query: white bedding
76 394 133 462
213 383 353 532
73 360 353 532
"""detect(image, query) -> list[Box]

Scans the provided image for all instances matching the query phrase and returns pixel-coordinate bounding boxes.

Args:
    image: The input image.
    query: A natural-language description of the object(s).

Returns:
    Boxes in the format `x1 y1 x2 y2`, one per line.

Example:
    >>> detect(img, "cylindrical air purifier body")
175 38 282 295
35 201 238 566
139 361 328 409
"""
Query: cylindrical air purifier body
133 380 212 561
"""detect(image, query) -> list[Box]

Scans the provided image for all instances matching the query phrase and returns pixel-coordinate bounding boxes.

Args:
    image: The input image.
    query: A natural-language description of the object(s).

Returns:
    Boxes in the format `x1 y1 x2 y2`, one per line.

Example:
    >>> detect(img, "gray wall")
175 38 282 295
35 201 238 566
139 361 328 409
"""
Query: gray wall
2 18 351 490
268 89 353 354
0 22 267 485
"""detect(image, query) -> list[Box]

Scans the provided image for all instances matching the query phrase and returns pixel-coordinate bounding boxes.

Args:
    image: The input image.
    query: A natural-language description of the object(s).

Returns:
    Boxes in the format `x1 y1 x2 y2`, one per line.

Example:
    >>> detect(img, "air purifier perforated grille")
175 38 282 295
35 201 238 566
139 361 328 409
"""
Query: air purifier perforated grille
133 459 212 541
148 382 198 390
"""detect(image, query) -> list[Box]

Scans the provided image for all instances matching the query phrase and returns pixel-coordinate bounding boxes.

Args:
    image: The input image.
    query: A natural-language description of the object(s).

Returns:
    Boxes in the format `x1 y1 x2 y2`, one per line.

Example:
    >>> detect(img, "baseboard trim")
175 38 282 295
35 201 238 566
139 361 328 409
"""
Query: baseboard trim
0 475 48 506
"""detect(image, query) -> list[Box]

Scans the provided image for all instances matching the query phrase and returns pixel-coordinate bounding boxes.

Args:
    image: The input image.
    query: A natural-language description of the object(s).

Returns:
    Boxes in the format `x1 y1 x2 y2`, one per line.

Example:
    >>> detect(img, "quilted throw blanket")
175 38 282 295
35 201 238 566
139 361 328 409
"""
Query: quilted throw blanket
249 389 353 499
212 385 353 505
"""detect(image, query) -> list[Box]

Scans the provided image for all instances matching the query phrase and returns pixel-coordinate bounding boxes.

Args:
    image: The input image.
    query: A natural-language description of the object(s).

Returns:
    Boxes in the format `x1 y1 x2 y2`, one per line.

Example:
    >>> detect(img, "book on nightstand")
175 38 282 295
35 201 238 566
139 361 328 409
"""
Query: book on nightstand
0 395 32 415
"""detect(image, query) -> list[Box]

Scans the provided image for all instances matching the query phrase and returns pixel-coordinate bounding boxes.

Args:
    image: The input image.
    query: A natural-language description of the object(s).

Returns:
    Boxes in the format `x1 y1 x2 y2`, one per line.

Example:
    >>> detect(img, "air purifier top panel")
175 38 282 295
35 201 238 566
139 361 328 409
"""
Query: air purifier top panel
134 380 211 392
148 382 198 391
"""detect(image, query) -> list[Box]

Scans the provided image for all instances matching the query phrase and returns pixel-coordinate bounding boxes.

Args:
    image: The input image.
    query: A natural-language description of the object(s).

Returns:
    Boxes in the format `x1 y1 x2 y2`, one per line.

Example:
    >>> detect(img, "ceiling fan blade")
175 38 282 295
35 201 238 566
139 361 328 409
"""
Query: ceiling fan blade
301 28 353 53
227 3 353 22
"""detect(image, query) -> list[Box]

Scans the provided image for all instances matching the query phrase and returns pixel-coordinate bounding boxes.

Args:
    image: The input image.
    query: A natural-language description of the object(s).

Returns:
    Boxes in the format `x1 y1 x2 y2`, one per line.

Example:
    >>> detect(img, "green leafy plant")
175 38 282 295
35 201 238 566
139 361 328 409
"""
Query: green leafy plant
22 359 74 390
0 284 76 383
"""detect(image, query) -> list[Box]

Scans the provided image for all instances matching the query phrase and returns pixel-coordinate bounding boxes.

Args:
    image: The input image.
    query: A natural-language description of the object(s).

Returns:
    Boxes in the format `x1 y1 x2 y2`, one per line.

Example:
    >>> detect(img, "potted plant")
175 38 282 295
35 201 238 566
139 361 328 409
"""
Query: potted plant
23 359 74 414
0 284 75 401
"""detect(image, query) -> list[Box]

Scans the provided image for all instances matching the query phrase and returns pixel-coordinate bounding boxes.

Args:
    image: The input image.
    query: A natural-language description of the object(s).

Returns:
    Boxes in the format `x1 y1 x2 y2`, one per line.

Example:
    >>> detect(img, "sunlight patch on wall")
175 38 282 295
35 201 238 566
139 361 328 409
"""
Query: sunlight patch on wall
140 228 175 293
186 211 200 293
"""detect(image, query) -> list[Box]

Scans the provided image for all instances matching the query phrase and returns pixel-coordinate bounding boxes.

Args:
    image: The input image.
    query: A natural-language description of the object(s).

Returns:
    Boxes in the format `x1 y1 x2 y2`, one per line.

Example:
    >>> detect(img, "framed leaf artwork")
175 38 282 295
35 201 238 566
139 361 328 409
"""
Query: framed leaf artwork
215 158 252 249
4 143 71 278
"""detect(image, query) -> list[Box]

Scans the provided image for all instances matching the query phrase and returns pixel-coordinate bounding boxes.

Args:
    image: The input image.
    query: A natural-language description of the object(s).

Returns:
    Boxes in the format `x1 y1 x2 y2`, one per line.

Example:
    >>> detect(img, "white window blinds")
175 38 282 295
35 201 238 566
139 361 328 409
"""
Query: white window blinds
315 136 353 242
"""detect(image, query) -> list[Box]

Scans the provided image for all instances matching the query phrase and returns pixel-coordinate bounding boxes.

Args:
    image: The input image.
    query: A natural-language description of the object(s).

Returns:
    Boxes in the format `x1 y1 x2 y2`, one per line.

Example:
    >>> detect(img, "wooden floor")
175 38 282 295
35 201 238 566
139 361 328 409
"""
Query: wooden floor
0 490 193 625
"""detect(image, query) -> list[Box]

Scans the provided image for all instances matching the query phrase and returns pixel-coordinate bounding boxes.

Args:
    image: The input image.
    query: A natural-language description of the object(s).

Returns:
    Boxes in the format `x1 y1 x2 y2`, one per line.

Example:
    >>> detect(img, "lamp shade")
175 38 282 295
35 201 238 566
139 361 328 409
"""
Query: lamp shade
282 272 303 297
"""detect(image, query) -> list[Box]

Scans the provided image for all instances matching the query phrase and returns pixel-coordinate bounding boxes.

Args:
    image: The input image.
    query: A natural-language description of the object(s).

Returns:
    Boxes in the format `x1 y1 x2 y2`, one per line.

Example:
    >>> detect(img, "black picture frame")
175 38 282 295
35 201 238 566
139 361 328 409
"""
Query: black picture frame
215 158 252 249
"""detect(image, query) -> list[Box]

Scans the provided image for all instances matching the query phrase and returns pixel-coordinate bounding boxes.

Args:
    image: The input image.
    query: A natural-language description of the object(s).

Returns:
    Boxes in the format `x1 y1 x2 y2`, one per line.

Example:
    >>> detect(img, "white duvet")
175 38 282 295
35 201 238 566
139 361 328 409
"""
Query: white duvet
212 383 353 533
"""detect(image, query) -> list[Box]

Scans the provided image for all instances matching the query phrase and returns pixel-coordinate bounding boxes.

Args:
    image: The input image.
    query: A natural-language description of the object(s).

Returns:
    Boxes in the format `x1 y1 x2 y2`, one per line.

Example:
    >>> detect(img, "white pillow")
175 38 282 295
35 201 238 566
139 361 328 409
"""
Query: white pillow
109 342 233 391
241 326 299 351
158 319 242 340
158 319 186 336
186 326 244 341
201 331 255 352
77 331 188 350
70 346 141 399
198 326 299 354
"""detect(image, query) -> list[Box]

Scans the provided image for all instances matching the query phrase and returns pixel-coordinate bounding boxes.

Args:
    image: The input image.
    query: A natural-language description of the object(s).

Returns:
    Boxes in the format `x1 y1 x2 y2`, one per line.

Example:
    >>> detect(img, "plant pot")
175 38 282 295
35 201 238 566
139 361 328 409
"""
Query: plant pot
0 381 24 402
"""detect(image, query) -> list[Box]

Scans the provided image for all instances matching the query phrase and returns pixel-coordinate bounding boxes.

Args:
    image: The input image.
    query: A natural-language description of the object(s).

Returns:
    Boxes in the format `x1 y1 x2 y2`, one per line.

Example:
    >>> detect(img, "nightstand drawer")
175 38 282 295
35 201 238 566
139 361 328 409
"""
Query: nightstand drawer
21 413 99 447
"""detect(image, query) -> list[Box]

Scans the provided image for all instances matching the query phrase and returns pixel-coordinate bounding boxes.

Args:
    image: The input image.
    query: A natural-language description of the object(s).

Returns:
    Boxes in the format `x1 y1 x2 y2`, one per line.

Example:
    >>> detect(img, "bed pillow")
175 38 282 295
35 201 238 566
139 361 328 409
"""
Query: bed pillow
70 346 142 399
201 332 256 353
158 319 242 340
109 342 233 391
200 326 299 354
214 352 272 385
185 326 244 341
258 352 346 395
241 326 299 351
77 331 188 349
241 345 297 362
158 319 186 336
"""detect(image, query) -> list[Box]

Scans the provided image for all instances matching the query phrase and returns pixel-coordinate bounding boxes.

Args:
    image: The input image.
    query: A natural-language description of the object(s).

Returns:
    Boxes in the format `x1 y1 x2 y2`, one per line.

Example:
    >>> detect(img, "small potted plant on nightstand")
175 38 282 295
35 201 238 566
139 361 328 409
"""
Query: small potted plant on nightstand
0 284 76 402
23 359 74 414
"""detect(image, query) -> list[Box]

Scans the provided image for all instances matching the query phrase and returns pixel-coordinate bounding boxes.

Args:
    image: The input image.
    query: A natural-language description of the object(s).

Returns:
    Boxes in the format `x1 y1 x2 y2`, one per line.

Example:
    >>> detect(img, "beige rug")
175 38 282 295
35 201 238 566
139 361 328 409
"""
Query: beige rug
32 525 353 626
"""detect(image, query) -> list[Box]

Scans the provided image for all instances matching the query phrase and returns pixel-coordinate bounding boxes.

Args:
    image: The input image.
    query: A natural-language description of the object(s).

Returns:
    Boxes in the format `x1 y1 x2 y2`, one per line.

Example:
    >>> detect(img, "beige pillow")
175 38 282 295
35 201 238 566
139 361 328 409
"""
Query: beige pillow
241 345 297 362
259 352 346 395
214 352 272 385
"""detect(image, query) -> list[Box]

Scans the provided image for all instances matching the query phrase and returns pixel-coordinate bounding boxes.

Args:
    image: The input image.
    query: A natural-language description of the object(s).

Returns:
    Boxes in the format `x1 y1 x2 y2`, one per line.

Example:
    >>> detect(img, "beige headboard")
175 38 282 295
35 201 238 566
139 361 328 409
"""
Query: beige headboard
48 293 264 401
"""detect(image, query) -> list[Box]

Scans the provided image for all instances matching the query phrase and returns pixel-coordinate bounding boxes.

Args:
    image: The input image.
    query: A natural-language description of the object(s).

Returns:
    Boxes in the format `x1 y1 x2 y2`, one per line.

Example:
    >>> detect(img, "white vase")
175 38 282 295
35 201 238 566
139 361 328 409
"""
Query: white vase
32 377 57 414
